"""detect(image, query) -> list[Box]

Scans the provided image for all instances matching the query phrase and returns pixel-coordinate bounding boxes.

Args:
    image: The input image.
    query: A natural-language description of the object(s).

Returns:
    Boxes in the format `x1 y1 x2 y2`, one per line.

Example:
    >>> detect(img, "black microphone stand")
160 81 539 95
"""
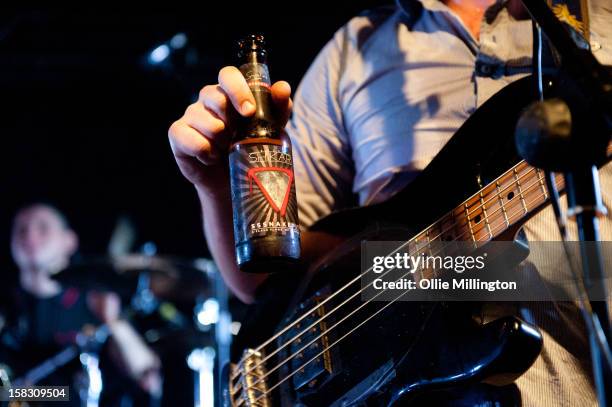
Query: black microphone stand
516 0 612 405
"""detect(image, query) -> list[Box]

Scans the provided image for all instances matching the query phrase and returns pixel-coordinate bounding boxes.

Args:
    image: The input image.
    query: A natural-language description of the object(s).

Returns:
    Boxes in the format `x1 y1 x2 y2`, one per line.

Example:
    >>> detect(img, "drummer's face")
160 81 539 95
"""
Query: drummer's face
11 205 77 273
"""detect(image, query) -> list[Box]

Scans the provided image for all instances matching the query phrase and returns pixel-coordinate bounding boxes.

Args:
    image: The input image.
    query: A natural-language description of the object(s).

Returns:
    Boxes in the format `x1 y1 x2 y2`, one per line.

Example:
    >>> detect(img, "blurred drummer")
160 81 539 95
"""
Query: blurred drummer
1 203 161 406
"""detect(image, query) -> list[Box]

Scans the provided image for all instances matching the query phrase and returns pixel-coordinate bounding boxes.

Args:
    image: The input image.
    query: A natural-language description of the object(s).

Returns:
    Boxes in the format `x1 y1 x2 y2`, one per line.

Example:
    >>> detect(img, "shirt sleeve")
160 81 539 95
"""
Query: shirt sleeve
287 27 356 228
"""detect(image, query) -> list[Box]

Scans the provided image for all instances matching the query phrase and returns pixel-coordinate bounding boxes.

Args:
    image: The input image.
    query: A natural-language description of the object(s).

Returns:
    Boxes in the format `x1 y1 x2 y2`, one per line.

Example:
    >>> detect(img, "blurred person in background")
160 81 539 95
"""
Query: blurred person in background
0 203 162 406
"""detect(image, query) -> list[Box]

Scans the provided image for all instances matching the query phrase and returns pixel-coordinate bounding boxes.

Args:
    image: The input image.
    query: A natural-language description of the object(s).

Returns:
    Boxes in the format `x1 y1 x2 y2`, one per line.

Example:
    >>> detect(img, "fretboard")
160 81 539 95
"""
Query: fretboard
412 141 612 252
410 160 558 250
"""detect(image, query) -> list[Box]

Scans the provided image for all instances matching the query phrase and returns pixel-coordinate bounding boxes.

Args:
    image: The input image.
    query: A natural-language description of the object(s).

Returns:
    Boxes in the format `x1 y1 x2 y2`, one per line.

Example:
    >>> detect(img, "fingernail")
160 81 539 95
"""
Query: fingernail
241 101 254 115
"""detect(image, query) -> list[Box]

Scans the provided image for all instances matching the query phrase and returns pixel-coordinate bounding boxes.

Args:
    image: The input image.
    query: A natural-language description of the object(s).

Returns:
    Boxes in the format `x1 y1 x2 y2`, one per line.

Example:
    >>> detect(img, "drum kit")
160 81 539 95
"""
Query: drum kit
2 253 232 407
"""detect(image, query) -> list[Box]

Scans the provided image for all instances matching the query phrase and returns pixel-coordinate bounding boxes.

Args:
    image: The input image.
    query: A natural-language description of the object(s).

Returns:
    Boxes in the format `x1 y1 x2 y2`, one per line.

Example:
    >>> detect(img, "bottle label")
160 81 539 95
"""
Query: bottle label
239 63 271 91
229 142 300 245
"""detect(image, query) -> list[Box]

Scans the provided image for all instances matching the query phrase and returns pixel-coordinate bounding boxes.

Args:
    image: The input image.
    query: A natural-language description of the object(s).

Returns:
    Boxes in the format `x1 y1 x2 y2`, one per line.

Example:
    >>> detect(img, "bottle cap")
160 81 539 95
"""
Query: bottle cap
237 34 266 59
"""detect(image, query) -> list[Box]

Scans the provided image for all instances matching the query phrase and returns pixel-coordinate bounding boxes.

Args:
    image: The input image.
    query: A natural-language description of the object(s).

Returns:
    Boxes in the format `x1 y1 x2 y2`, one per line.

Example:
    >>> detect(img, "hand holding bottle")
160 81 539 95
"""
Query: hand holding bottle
168 66 292 198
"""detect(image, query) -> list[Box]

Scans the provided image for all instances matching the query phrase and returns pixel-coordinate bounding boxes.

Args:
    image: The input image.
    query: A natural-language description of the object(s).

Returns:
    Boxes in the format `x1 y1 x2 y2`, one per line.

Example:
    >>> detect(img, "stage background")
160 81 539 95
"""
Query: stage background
0 2 390 289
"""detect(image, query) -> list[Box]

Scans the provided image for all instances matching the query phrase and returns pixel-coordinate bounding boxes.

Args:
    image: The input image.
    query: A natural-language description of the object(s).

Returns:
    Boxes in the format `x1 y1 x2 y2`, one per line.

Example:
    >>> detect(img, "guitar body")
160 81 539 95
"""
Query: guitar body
225 75 563 406
231 241 540 406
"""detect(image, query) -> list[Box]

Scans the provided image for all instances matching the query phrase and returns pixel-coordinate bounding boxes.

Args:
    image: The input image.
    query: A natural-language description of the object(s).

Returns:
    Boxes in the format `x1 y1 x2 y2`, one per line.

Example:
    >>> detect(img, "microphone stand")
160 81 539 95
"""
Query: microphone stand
517 1 612 404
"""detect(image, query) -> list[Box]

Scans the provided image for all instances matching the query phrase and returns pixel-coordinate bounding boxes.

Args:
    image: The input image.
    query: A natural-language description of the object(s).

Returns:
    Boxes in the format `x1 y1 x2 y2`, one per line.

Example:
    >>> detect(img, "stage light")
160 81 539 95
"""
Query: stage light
187 347 215 407
148 44 170 65
196 298 219 326
142 241 157 256
79 352 103 406
145 33 189 68
170 33 188 49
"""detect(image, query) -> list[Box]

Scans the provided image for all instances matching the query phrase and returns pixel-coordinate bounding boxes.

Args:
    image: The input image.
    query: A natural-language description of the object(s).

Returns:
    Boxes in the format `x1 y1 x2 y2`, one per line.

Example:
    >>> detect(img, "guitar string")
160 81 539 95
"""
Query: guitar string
236 164 547 372
248 176 547 389
232 164 549 381
251 187 551 402
241 175 550 393
247 159 536 354
243 160 538 358
233 169 549 391
238 146 611 395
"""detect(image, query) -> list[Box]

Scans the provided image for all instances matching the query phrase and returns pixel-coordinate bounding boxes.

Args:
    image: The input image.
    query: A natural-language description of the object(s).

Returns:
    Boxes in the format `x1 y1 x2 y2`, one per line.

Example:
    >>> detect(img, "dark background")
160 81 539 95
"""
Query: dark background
0 2 392 277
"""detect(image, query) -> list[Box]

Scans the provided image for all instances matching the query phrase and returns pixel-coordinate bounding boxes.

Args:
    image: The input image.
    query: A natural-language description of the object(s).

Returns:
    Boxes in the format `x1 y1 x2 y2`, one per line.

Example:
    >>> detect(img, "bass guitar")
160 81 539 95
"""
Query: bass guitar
224 73 610 406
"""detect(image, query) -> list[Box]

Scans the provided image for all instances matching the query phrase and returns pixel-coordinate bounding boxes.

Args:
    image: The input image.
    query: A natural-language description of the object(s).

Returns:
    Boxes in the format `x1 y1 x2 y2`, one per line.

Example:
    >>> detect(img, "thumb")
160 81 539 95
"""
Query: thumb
271 81 293 126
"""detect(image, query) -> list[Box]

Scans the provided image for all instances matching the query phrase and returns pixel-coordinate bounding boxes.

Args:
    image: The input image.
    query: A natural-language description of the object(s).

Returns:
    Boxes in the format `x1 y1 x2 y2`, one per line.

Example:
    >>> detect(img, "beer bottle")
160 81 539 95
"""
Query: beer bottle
229 34 301 273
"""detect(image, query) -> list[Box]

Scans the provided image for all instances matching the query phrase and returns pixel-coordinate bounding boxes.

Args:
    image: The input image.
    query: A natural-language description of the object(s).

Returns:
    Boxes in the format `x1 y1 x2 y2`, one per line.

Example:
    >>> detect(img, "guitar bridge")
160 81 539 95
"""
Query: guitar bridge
229 349 271 407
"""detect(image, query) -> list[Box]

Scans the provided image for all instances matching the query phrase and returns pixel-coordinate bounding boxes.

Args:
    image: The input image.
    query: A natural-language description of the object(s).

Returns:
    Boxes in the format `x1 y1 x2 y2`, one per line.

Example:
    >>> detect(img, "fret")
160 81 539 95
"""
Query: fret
426 220 441 244
424 228 432 257
466 195 490 243
481 183 505 238
536 168 548 200
463 194 481 213
422 228 431 255
479 190 493 240
496 180 510 227
412 232 428 277
464 203 477 243
513 167 529 215
415 231 429 254
522 168 547 213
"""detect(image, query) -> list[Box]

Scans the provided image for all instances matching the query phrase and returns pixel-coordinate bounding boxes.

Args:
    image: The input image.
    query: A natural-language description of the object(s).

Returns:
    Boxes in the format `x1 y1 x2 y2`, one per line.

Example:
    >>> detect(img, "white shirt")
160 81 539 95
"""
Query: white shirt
286 0 612 405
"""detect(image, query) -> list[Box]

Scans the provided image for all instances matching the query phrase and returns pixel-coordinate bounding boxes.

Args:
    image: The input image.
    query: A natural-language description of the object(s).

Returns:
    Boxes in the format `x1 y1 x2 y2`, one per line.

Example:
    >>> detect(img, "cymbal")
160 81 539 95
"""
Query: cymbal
53 255 215 301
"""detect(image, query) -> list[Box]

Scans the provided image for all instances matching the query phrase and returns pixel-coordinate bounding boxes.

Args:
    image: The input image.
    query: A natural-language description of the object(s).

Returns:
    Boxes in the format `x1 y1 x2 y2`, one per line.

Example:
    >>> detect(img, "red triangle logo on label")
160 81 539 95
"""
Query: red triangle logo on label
247 167 294 217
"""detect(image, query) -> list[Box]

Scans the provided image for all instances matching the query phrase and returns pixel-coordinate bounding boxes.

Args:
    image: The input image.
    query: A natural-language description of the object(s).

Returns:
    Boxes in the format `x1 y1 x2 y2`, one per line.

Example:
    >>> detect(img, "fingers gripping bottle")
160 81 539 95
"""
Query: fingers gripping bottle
229 34 301 273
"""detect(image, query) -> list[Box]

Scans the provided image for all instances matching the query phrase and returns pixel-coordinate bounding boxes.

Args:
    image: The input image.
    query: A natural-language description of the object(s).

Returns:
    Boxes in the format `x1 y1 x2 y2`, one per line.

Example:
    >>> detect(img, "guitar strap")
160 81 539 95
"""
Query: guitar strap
547 0 590 43
541 0 591 68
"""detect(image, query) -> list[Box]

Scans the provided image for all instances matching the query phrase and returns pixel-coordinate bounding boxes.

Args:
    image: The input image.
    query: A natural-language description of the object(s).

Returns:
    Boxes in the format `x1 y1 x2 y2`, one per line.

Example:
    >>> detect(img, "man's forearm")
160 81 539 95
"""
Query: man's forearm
196 185 266 304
